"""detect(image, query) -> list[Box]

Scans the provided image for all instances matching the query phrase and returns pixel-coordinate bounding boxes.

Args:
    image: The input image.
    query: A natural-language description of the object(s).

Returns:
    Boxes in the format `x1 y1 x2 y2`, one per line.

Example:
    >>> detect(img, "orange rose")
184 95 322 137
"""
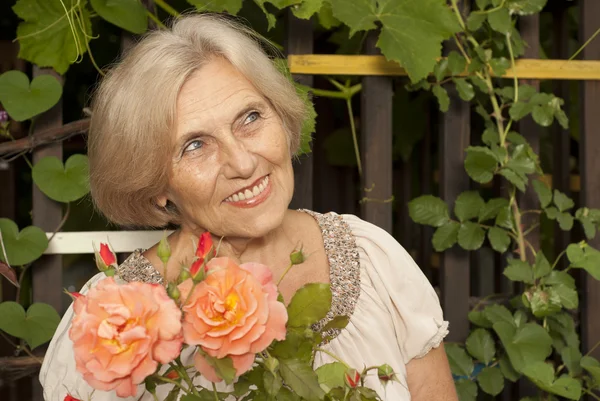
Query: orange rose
69 278 183 397
179 257 287 382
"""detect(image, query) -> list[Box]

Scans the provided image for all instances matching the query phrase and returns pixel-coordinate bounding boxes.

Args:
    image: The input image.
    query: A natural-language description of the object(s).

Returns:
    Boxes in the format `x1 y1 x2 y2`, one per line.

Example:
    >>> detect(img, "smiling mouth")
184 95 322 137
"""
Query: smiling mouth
224 175 270 203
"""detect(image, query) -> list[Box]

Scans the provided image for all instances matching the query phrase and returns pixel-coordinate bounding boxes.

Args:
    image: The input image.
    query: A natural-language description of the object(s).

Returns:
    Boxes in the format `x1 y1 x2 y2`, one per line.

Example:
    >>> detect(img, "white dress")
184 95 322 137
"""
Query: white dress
40 212 449 400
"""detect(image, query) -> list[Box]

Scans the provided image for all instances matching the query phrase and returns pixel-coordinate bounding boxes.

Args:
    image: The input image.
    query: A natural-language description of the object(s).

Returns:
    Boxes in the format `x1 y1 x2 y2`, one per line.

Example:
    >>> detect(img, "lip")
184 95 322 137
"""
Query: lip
224 175 271 209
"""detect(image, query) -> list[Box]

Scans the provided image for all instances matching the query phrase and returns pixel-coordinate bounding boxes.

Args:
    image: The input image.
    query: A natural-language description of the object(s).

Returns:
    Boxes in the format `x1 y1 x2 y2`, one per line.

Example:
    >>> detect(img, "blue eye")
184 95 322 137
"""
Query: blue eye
184 140 204 153
244 111 259 124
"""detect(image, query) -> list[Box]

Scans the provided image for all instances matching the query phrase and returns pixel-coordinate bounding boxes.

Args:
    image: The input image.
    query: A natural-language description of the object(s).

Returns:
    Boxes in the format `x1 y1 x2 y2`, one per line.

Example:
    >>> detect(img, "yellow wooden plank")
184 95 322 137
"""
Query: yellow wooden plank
288 55 600 80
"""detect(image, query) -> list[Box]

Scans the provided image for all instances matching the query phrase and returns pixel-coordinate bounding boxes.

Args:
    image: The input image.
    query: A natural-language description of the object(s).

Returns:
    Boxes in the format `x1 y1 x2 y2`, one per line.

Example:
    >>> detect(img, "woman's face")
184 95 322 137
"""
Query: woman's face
159 57 294 239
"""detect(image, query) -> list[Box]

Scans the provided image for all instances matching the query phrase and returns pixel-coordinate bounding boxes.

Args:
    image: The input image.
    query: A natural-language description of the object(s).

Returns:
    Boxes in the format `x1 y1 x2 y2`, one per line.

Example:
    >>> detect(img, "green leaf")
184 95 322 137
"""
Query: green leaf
504 259 534 284
543 270 575 289
477 367 504 396
487 7 511 33
479 198 509 222
458 222 486 250
534 252 552 279
493 321 553 373
90 0 147 34
432 221 460 252
455 379 477 401
320 315 350 332
578 215 596 239
532 180 552 208
454 191 485 222
295 82 317 155
317 2 341 29
554 190 574 212
315 362 346 393
489 57 510 76
467 12 486 31
509 101 535 121
495 206 514 230
581 356 600 383
532 104 554 127
263 371 283 397
433 85 450 112
552 284 578 309
500 169 526 192
545 206 559 220
201 353 236 385
465 147 498 183
453 78 475 101
499 354 521 382
530 288 562 318
481 127 499 146
32 155 90 203
13 0 92 74
561 346 582 376
466 329 496 364
523 362 582 400
445 344 474 377
483 304 514 326
291 0 323 19
187 0 244 14
488 227 510 253
408 195 450 227
0 71 62 122
434 58 449 82
557 213 574 231
0 301 60 350
556 109 569 129
287 283 332 327
507 0 547 15
468 310 493 328
279 359 325 401
0 219 48 266
447 51 466 75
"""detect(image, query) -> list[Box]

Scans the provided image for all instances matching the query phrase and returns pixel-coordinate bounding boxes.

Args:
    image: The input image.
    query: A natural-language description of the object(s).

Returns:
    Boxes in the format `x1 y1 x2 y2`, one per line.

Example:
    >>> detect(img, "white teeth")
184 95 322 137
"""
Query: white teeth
232 194 239 202
226 175 270 202
244 189 253 199
252 186 260 196
238 192 246 201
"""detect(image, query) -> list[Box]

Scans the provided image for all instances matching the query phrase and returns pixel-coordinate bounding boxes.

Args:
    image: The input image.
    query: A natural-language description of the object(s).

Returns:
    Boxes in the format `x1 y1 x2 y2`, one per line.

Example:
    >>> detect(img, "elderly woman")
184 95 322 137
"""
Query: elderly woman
40 13 456 401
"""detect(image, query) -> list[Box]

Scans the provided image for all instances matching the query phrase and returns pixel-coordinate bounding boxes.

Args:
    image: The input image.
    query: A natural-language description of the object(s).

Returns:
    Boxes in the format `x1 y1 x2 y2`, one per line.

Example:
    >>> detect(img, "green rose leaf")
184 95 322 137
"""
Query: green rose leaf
408 195 450 227
454 191 485 222
489 57 510 76
465 147 498 183
187 0 244 14
499 354 520 382
581 356 600 383
568 244 600 280
458 222 486 250
532 104 554 127
483 304 515 326
557 213 574 231
488 227 510 253
500 168 526 192
495 206 514 230
447 51 466 75
532 180 552 208
545 206 560 220
477 366 504 396
479 198 509 222
279 359 325 400
287 283 332 327
481 127 499 146
503 259 534 284
466 328 496 364
263 370 283 397
200 352 236 384
530 288 562 318
455 379 477 401
493 321 552 373
0 218 48 266
90 0 147 34
578 215 596 240
467 12 486 31
543 270 576 289
453 78 475 101
554 190 574 212
433 85 450 112
561 346 582 376
552 284 578 310
468 310 493 328
13 0 92 74
509 101 535 121
434 58 449 82
445 344 474 377
315 362 346 393
0 301 60 350
32 154 90 203
487 7 511 33
0 71 63 122
534 252 552 279
432 221 460 252
291 0 323 19
523 362 581 400
507 0 547 15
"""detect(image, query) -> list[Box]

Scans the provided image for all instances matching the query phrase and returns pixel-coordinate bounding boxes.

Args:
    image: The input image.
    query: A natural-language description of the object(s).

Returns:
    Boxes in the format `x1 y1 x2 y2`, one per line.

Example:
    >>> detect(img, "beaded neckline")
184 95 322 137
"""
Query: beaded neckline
116 210 361 342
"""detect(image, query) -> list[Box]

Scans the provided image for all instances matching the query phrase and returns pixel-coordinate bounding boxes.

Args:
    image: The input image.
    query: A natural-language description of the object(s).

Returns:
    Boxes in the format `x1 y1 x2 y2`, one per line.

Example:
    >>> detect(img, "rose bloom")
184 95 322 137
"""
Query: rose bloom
69 278 183 397
179 257 287 382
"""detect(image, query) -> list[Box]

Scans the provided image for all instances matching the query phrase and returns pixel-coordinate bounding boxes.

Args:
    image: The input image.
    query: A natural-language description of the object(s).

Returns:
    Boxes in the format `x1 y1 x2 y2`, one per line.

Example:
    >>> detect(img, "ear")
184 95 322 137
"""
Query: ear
156 194 169 208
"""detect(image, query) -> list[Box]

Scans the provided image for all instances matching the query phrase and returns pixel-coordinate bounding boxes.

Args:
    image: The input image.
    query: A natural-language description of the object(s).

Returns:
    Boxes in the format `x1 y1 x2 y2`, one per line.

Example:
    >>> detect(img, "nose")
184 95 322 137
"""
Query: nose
221 136 257 180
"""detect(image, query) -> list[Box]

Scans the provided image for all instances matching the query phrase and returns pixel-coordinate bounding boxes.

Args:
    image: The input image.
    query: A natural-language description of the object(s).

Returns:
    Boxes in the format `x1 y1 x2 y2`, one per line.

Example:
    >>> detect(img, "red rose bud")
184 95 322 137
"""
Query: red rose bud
165 370 179 380
64 395 81 401
377 364 396 384
94 243 117 272
190 232 214 280
63 288 83 301
195 232 214 259
344 369 361 388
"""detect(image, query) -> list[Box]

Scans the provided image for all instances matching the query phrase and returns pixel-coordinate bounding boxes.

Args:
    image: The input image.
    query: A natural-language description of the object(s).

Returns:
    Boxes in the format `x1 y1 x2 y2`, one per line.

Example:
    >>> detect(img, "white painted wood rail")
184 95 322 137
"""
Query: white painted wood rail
43 231 173 254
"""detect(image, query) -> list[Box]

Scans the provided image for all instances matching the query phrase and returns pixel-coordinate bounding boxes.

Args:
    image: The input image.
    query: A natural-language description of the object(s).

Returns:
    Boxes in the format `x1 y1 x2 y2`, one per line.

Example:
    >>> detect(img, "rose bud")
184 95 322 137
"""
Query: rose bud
290 247 306 265
64 395 81 401
94 243 117 272
190 232 214 280
167 282 181 301
157 236 171 265
63 289 83 301
165 370 179 380
178 269 191 284
377 364 396 384
344 369 361 389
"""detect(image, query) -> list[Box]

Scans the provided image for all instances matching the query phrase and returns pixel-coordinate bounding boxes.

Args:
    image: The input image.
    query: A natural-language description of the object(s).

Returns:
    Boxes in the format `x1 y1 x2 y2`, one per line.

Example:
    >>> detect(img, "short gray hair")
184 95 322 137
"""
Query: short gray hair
88 13 306 228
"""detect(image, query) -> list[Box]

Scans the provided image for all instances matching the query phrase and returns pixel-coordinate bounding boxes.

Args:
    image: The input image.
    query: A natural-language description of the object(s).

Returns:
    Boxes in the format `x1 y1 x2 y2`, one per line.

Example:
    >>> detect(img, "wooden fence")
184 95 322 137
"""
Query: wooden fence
1 1 600 399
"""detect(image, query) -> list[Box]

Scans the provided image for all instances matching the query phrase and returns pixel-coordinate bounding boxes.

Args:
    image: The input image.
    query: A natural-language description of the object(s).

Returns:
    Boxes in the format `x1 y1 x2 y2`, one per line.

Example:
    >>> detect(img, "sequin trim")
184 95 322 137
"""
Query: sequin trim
300 210 361 342
116 210 362 343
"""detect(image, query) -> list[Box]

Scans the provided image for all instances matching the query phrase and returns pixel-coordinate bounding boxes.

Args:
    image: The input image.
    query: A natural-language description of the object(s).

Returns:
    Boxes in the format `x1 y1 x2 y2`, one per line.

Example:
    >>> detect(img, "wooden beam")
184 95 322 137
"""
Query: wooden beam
288 55 600 80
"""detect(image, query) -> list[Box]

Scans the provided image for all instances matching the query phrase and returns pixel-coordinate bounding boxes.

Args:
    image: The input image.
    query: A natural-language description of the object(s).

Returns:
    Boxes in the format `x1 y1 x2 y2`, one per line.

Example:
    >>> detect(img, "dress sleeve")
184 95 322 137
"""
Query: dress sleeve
343 214 449 364
39 272 142 401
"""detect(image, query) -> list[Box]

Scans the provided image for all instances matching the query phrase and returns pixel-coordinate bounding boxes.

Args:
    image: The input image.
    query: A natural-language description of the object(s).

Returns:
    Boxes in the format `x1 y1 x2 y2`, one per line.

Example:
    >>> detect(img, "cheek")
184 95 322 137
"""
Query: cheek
168 161 218 207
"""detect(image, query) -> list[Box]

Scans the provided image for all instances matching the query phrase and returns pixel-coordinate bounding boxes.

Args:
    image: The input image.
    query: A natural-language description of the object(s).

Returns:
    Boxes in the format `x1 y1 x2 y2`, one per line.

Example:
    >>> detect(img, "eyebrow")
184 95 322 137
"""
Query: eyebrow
176 99 268 149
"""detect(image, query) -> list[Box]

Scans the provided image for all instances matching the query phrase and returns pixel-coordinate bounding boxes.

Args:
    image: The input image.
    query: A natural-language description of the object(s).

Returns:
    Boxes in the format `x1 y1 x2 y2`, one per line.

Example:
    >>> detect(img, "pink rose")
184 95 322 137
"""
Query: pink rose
69 278 183 397
179 257 287 382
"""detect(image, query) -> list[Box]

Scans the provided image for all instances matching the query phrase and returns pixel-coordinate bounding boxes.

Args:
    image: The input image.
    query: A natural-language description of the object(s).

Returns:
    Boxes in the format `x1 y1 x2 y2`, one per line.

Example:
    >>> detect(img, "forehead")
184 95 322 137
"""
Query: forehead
175 58 262 125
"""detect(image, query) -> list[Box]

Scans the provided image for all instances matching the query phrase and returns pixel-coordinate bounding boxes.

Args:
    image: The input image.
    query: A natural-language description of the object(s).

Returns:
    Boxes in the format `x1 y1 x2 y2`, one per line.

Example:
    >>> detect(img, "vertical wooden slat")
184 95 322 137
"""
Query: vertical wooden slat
31 68 63 401
286 12 314 210
518 15 540 263
419 104 434 280
439 82 471 342
360 32 393 233
580 0 600 361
